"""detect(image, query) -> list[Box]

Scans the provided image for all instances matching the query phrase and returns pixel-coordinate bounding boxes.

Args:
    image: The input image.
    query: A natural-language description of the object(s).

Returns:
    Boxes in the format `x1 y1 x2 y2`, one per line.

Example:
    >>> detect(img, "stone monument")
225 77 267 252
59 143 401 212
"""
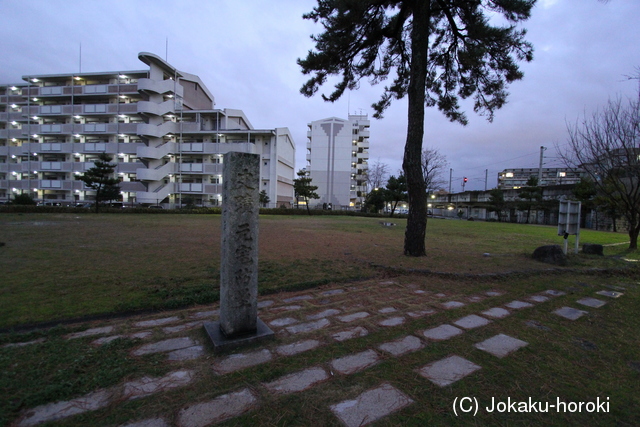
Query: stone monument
204 152 274 352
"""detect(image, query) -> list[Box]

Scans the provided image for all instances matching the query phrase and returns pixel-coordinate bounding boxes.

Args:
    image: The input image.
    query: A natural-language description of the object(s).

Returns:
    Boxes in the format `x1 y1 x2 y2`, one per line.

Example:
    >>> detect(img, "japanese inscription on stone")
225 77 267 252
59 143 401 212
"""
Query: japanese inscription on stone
219 152 260 338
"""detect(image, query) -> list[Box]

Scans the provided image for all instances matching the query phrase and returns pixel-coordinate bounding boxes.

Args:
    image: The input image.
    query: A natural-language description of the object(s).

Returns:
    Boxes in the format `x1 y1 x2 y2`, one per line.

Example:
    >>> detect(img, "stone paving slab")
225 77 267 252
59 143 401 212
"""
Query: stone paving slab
212 349 273 375
66 326 115 340
269 317 298 327
554 306 588 320
2 338 45 348
332 326 369 342
123 370 194 400
257 300 274 309
190 310 219 319
273 304 302 312
306 309 340 320
474 334 528 358
527 295 550 303
167 346 205 361
422 324 463 341
285 318 330 334
485 291 504 297
453 314 491 329
576 297 607 308
283 294 314 303
91 335 124 346
418 355 481 387
505 300 533 309
263 367 329 394
407 309 437 318
378 316 406 327
331 349 380 375
133 316 181 328
320 289 345 296
596 290 624 298
132 337 196 356
276 339 321 356
481 307 510 319
330 383 413 427
177 388 257 427
378 335 425 356
163 322 201 334
121 417 169 427
17 389 113 427
544 289 566 297
441 301 465 309
337 311 371 322
378 307 398 313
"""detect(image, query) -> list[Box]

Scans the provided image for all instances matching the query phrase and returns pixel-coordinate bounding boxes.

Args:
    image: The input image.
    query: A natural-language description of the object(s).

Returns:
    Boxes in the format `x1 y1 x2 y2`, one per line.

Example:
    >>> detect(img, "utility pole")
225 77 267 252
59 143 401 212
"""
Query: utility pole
448 168 452 194
484 169 488 191
538 146 546 185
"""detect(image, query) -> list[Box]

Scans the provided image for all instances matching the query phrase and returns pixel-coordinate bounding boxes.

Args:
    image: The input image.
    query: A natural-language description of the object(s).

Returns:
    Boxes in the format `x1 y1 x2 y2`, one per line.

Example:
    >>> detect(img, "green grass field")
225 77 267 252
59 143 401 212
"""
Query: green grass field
0 213 634 329
1 213 639 426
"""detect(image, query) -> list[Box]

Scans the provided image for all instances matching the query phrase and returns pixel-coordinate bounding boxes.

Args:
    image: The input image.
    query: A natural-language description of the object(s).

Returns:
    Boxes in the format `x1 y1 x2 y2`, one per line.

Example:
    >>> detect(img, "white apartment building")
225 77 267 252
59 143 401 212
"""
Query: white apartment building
305 114 369 209
0 52 295 207
497 168 585 189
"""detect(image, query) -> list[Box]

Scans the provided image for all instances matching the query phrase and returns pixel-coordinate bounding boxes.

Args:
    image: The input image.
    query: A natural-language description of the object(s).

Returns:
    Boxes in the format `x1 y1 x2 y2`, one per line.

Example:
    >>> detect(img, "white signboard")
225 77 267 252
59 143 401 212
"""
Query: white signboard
558 200 581 254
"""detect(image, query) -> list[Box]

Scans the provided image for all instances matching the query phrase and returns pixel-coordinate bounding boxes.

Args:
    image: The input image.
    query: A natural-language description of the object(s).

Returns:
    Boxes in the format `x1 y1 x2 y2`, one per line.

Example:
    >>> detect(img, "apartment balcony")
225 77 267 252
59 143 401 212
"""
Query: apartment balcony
136 162 177 181
0 128 24 139
179 183 204 193
32 83 139 98
179 163 204 173
136 141 175 159
356 151 368 160
120 181 147 193
116 162 143 174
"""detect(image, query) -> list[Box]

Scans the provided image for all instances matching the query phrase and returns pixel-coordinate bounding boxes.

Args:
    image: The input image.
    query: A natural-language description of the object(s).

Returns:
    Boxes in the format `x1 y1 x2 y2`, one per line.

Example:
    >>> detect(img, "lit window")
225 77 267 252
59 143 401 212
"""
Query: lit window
558 172 566 178
506 172 514 178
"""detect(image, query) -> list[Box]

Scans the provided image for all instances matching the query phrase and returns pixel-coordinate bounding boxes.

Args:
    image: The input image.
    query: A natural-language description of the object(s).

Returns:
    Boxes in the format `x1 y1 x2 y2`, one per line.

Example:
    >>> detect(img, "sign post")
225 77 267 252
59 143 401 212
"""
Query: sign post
558 200 581 255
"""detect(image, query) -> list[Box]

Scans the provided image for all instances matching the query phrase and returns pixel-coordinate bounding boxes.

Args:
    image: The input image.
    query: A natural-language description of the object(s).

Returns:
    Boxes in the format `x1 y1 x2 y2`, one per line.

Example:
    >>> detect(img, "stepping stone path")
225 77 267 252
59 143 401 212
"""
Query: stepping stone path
264 367 329 394
418 355 482 387
453 314 491 329
331 349 380 375
422 324 463 341
330 383 413 427
378 335 424 356
7 280 630 426
474 334 528 358
554 306 588 320
577 297 607 308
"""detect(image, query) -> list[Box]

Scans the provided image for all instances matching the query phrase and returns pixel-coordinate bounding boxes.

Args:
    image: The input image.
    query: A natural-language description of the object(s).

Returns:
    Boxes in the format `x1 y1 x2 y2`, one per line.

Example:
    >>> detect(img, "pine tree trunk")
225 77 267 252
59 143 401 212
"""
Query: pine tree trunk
402 2 429 256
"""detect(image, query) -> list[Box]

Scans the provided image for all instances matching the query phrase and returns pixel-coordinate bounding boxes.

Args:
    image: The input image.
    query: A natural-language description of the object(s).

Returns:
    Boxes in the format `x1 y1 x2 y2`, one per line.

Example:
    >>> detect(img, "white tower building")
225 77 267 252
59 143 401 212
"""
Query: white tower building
305 114 369 209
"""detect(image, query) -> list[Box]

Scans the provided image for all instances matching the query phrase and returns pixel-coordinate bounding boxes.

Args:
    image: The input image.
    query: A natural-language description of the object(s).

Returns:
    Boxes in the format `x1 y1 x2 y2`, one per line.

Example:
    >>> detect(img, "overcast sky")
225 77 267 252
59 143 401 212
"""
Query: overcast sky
1 0 639 191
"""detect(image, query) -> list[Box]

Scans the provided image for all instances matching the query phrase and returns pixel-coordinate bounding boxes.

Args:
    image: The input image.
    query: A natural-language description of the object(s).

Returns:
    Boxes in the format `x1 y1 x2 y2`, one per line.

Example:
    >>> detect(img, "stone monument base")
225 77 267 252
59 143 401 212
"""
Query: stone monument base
203 318 274 353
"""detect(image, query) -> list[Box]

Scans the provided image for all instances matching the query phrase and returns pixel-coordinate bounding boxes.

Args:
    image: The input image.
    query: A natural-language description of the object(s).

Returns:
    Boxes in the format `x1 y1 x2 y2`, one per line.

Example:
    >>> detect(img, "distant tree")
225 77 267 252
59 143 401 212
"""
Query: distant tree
298 1 535 256
293 170 320 215
12 193 37 205
259 190 270 208
385 174 408 217
558 87 640 248
79 153 121 213
487 188 507 222
365 160 389 192
364 188 387 213
421 147 449 194
572 176 598 229
516 176 543 224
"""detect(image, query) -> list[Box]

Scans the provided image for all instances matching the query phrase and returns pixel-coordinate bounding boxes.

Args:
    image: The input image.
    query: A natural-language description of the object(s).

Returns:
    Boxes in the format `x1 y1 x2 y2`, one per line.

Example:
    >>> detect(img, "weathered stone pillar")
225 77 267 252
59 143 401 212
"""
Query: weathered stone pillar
204 152 273 351
219 152 259 336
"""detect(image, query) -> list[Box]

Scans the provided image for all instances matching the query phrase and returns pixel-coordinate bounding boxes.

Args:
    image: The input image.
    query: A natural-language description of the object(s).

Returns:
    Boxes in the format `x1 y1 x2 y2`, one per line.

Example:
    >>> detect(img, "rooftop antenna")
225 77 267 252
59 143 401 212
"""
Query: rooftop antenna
165 37 168 61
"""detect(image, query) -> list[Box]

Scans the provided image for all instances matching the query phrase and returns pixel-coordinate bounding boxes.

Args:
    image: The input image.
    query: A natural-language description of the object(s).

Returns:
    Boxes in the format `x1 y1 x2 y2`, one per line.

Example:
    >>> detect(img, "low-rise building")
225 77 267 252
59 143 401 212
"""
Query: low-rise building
497 168 585 189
